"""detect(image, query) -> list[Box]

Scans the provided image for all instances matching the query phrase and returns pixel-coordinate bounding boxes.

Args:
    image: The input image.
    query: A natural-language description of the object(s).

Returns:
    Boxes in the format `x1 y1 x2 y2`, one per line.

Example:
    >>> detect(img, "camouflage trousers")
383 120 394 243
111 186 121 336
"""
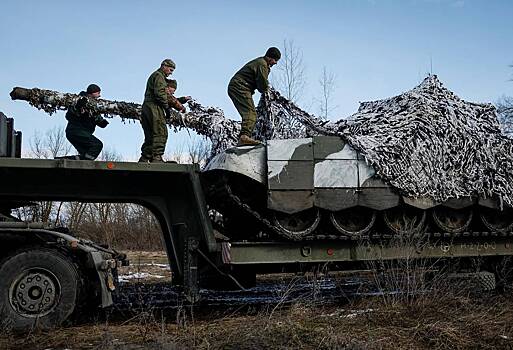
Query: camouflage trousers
140 102 168 159
228 83 256 137
65 124 103 160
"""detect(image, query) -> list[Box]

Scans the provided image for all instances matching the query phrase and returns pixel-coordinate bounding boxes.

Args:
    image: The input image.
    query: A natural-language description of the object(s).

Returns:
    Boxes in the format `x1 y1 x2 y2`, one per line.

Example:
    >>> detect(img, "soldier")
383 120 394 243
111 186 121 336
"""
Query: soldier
165 79 191 114
139 59 176 163
64 84 109 160
228 47 281 146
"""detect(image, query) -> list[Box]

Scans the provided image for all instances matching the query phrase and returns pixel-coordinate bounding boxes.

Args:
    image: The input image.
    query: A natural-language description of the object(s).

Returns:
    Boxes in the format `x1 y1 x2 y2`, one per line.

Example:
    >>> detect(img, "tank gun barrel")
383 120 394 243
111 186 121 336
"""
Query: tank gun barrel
10 86 142 120
10 86 242 156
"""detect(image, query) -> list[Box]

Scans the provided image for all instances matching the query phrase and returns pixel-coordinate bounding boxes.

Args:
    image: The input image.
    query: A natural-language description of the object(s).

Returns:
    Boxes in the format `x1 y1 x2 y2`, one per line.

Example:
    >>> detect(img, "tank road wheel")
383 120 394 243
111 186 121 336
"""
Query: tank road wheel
480 207 513 233
383 205 426 235
329 207 376 237
432 206 473 233
272 208 321 240
0 248 80 331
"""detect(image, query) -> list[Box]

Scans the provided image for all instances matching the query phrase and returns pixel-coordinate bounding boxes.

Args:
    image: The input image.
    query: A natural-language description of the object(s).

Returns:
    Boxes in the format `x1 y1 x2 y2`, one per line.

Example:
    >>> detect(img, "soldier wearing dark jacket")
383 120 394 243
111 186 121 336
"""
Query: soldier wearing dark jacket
228 47 281 146
139 59 176 163
65 84 108 160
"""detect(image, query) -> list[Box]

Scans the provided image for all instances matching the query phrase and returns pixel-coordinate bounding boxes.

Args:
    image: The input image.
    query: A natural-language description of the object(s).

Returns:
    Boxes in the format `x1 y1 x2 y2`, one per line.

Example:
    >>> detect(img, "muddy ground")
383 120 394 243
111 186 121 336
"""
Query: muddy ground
2 251 513 350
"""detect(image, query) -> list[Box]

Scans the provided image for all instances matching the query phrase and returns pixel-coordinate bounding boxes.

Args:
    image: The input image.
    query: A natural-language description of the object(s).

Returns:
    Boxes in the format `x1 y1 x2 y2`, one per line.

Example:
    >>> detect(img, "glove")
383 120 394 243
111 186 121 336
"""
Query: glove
76 96 88 109
178 96 192 104
165 108 171 118
97 119 109 128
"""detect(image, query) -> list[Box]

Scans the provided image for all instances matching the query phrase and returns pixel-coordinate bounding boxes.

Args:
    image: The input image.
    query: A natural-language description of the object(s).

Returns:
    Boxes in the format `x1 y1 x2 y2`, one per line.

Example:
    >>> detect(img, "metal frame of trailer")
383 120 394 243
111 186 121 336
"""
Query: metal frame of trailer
0 158 215 297
226 238 513 265
2 157 513 302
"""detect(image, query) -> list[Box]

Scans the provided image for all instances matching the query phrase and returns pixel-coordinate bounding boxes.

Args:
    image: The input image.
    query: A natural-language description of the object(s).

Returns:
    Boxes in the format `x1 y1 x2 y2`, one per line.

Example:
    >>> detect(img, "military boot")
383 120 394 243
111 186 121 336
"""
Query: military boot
237 135 261 146
151 155 164 163
138 155 151 163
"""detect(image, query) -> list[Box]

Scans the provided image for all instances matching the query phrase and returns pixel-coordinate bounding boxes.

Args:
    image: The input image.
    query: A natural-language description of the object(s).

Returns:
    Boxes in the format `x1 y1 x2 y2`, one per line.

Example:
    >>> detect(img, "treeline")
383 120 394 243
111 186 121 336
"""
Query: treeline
16 126 211 251
14 201 163 251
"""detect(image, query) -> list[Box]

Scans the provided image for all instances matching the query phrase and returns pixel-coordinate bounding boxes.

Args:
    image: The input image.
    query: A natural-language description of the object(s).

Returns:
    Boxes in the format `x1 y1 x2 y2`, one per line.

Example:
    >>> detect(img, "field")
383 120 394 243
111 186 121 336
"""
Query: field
2 251 513 350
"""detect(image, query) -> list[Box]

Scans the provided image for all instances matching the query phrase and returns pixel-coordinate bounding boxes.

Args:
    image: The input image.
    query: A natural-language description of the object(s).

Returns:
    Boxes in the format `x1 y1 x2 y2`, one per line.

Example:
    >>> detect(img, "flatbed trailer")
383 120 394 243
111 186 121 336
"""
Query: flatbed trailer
3 156 513 277
0 157 216 277
0 156 217 329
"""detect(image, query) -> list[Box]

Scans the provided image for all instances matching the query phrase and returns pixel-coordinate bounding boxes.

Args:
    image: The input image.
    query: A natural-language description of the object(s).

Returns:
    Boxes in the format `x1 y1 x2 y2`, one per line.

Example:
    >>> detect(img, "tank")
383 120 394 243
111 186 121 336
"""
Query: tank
10 78 513 241
202 136 513 241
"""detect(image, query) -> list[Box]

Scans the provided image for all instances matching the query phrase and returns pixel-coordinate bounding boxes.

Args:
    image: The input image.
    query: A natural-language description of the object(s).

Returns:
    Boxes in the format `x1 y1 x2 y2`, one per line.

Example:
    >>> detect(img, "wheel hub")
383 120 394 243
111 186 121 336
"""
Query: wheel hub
432 206 473 233
383 206 427 234
10 269 61 318
480 207 513 233
273 208 321 239
330 207 376 236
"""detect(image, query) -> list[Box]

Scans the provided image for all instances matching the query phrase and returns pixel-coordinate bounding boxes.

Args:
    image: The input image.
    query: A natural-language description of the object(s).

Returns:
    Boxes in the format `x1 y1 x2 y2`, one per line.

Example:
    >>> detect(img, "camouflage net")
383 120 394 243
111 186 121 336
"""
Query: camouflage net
10 87 142 121
254 87 344 140
10 87 239 157
260 76 513 207
10 76 513 206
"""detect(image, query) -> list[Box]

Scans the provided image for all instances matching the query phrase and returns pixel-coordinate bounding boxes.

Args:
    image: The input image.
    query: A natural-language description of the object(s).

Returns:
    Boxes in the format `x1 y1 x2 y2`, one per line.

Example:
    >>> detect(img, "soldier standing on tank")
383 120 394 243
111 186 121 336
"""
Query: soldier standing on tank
139 59 176 163
64 84 108 160
165 79 191 114
228 47 281 146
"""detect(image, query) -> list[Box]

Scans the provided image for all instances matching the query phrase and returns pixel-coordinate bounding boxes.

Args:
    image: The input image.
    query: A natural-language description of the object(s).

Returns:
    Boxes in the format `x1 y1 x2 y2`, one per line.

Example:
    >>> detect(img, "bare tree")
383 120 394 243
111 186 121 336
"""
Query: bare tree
166 146 186 164
30 131 48 159
19 126 72 223
318 66 337 119
99 146 122 161
47 126 71 157
187 136 211 166
497 65 513 137
497 96 513 136
63 202 88 231
165 136 210 165
30 126 72 159
272 39 307 104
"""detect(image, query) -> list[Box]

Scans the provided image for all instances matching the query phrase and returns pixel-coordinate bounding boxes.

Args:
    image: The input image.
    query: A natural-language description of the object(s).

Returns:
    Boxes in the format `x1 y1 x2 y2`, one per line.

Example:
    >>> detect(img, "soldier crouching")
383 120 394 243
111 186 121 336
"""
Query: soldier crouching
64 84 109 160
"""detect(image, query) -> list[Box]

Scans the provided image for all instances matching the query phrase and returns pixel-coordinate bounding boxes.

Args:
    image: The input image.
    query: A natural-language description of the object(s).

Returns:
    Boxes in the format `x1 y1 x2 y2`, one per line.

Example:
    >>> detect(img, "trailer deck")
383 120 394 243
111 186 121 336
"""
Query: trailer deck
0 157 216 283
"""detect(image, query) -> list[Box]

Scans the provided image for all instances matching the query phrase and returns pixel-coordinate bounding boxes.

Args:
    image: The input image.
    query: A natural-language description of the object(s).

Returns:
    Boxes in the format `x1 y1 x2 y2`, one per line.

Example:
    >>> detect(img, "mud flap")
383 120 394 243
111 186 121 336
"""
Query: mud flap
183 237 200 303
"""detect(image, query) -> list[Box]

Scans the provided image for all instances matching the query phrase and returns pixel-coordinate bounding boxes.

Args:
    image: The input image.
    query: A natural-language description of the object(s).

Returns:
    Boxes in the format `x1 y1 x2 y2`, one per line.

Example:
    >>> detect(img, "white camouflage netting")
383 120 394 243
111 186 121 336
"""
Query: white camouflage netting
259 75 513 207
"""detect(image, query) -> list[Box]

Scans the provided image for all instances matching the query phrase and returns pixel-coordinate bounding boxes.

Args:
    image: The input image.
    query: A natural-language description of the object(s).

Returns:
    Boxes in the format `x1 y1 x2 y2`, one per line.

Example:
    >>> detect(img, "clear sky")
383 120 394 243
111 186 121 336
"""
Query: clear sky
1 0 512 160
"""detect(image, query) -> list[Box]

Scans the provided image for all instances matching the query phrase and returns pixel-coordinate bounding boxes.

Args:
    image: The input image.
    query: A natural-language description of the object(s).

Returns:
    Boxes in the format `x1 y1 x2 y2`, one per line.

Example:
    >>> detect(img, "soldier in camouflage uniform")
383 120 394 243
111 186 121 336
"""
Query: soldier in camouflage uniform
139 59 176 163
64 84 109 160
165 79 191 114
228 47 281 146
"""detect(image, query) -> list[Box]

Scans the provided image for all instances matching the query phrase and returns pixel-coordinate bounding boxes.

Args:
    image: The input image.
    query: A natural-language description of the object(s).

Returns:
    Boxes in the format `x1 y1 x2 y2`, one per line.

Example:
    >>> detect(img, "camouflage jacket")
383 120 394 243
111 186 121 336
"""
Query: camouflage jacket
65 91 106 133
229 57 270 94
143 68 168 108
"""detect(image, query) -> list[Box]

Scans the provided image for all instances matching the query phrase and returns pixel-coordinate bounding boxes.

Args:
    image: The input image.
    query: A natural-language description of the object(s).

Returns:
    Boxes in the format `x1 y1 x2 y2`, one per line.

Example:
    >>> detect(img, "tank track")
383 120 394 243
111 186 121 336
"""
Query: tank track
220 183 513 242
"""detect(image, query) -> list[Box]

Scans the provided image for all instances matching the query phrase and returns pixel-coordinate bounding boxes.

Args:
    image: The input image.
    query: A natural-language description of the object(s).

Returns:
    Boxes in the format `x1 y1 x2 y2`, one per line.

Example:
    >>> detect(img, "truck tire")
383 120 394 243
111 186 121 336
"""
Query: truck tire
0 248 80 331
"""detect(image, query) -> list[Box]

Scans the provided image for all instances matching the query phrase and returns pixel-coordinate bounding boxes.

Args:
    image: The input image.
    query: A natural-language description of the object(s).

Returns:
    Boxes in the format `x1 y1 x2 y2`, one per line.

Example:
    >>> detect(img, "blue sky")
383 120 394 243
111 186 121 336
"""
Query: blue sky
1 0 512 159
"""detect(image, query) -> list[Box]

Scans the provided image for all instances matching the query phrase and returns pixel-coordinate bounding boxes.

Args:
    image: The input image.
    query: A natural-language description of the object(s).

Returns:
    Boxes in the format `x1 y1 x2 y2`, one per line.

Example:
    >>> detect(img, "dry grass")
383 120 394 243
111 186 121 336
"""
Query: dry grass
3 250 513 349
2 287 513 349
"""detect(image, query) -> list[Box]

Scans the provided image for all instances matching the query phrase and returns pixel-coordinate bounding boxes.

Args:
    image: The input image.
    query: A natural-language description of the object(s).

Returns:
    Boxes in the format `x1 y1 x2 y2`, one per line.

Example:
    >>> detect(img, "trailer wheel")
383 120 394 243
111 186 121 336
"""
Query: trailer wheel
0 248 80 331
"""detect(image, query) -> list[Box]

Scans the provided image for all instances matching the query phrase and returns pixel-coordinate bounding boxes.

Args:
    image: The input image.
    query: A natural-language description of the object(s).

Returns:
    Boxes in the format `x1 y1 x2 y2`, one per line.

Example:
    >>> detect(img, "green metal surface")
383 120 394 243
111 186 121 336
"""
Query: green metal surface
267 160 314 190
0 157 197 172
313 136 345 159
228 238 513 265
0 157 215 282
